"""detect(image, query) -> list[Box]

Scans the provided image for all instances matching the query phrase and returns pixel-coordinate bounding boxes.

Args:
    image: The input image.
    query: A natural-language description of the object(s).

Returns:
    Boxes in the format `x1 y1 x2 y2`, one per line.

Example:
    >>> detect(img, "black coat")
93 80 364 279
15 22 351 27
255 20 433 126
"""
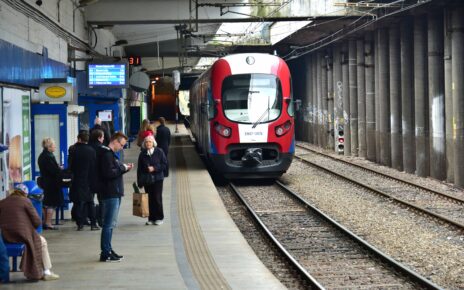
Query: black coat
155 124 171 156
38 149 63 207
90 124 111 146
69 143 96 203
99 146 129 200
89 141 105 196
137 147 168 185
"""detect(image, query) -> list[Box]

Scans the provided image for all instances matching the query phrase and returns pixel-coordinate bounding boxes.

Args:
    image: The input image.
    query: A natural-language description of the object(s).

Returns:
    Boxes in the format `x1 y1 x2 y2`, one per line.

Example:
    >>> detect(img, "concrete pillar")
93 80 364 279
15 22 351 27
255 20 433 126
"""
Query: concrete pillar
390 24 403 171
401 17 416 174
379 28 391 166
414 16 430 177
305 55 312 142
445 9 454 183
333 45 344 154
327 49 334 149
365 32 376 161
375 31 381 162
428 12 446 180
312 54 318 144
349 40 358 156
316 52 322 147
322 51 329 148
342 42 351 155
452 7 464 187
357 38 367 158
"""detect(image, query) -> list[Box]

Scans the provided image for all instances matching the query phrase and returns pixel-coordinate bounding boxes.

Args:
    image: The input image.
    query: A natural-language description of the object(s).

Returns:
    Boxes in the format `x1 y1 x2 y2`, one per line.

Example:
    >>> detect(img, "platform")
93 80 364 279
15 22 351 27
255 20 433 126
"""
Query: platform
4 124 285 290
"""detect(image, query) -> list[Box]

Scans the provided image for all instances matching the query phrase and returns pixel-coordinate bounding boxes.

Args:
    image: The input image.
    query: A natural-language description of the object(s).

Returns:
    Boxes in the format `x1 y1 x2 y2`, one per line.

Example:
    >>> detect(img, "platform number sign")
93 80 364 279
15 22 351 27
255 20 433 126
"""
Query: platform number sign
128 56 141 66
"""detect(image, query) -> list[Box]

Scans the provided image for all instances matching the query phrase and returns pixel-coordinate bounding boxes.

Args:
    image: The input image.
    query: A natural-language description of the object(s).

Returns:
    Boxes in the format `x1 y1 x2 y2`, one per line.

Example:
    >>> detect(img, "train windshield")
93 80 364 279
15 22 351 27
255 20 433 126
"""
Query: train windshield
222 74 282 124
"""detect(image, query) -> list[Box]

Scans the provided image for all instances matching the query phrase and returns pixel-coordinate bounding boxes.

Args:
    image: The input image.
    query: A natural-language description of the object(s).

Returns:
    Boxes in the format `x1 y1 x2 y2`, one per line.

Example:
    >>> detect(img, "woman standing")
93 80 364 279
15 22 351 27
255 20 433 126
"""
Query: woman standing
38 138 64 230
0 184 59 281
137 135 168 225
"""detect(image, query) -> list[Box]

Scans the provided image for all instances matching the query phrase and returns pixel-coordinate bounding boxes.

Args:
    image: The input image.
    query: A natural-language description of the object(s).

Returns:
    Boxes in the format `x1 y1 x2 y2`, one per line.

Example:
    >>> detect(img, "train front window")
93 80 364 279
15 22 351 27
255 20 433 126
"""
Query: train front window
222 74 282 124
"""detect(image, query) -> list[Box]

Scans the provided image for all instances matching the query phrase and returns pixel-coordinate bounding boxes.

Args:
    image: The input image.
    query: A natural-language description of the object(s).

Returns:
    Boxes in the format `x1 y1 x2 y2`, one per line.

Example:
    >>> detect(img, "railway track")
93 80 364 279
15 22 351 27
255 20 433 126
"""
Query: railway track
229 181 441 290
295 144 464 229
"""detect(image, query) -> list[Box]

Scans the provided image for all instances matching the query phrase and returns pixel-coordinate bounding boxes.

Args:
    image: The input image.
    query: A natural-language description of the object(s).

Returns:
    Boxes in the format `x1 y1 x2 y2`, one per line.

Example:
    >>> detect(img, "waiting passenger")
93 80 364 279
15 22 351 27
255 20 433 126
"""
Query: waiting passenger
136 119 155 147
0 184 59 281
90 117 111 147
137 135 168 226
38 138 64 230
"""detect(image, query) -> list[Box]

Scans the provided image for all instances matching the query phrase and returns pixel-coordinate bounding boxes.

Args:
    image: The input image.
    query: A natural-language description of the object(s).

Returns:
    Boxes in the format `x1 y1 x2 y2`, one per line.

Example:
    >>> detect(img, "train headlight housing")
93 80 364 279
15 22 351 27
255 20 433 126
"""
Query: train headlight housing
275 120 292 137
214 122 232 138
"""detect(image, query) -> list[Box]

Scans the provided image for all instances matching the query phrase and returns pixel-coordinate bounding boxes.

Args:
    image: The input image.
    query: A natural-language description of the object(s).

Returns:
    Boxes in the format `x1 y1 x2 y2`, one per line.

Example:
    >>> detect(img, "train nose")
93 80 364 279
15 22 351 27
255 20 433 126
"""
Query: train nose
241 148 263 166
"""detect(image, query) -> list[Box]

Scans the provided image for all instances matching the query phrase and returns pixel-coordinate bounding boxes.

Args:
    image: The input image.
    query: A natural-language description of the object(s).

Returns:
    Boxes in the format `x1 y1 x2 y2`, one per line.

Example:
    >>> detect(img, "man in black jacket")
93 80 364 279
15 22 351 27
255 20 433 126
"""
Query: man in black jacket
90 117 111 146
99 132 133 262
155 117 171 156
69 131 99 231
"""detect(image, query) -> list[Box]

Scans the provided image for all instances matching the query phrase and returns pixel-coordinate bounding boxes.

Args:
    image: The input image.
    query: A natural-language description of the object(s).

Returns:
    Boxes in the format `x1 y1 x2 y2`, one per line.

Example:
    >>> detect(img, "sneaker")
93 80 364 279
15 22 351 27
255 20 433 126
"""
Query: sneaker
43 272 60 281
154 220 164 225
111 250 124 260
145 221 154 225
100 254 121 262
77 225 84 231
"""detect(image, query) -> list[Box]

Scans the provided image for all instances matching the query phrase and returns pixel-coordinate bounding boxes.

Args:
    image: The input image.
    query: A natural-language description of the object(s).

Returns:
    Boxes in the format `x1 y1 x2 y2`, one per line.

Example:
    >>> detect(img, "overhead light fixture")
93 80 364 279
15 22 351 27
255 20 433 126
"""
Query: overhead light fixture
36 0 42 6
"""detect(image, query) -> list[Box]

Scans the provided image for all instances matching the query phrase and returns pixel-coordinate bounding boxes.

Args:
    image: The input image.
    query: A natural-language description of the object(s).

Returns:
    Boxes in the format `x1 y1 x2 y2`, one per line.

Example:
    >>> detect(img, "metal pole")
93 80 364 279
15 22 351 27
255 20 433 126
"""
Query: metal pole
349 39 358 156
390 24 403 171
365 32 376 161
342 42 351 156
428 12 446 180
452 7 464 187
379 27 391 167
414 15 430 177
304 55 312 142
444 8 454 183
401 17 416 174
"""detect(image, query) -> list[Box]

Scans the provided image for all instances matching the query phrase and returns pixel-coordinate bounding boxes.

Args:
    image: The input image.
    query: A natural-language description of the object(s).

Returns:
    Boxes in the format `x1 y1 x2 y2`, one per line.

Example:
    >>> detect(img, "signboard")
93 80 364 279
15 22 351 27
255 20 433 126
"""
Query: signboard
39 83 73 102
87 62 128 88
98 110 113 122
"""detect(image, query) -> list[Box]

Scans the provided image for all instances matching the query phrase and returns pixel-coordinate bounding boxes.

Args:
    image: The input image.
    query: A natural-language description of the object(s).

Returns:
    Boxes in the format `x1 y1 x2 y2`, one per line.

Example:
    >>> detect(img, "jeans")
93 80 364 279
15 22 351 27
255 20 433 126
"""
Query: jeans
100 198 121 256
0 232 9 282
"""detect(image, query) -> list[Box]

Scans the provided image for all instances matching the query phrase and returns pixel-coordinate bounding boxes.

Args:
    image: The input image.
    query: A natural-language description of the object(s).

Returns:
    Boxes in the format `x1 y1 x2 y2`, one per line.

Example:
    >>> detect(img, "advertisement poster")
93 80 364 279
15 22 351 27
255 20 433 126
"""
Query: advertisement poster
3 88 27 191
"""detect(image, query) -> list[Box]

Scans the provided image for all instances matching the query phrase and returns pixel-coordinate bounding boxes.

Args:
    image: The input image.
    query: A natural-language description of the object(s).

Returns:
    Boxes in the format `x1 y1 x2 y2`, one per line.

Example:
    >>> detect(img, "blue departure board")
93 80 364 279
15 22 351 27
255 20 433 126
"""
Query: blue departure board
87 63 128 88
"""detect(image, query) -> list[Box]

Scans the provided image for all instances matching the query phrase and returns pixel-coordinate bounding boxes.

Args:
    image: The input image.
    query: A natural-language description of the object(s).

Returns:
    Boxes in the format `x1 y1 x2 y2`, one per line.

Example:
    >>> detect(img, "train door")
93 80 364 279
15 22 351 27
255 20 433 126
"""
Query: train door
31 104 67 179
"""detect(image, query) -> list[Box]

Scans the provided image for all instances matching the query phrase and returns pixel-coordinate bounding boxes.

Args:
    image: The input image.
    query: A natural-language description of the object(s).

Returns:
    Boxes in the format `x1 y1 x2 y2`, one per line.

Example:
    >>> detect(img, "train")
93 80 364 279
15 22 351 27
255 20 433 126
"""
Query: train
189 53 295 179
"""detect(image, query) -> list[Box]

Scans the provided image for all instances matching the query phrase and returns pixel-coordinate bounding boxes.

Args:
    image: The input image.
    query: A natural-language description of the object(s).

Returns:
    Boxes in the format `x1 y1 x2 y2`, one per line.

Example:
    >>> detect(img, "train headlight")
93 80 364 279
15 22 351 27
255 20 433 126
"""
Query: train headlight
214 122 232 138
275 120 292 137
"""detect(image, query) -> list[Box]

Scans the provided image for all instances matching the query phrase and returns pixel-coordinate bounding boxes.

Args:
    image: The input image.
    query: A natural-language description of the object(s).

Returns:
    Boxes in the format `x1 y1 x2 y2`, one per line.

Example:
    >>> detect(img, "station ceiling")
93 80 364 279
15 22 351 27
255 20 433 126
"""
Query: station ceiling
81 0 435 78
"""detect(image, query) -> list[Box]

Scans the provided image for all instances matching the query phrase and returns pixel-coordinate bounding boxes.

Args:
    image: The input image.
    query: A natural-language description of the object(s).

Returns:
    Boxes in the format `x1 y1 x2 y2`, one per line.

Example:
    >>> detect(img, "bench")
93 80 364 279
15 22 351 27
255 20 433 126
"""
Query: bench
5 242 25 282
126 135 137 149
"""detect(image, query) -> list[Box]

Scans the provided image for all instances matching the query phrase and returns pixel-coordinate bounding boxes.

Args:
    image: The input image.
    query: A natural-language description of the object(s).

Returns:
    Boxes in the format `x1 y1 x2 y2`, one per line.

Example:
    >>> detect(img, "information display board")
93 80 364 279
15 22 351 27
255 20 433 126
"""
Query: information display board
87 62 129 88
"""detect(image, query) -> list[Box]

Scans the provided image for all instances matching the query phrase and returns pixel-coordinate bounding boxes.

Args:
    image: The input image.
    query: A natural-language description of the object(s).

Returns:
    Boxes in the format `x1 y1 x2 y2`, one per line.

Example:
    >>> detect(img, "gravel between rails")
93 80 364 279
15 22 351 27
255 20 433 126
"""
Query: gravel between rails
279 160 464 289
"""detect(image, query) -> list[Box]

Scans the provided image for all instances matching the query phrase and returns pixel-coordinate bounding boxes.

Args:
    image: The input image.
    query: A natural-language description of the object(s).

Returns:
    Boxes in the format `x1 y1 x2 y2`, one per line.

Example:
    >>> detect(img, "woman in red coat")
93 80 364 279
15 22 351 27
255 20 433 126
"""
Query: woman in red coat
0 184 59 281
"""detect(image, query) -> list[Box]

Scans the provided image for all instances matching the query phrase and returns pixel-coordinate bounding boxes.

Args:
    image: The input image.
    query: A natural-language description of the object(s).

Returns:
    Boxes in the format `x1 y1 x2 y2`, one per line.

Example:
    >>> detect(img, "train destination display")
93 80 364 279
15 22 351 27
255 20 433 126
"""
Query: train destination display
87 63 128 88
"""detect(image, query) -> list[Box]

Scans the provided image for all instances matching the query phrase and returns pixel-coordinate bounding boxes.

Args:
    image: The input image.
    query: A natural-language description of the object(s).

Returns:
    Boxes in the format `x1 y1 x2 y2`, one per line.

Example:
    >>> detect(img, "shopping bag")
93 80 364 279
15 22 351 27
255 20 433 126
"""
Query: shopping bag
133 192 149 218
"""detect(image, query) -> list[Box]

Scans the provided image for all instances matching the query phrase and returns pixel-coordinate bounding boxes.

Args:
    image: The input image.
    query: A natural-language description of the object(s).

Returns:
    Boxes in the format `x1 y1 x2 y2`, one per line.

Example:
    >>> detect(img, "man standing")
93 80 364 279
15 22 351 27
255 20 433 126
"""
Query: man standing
90 117 111 146
155 117 171 156
99 132 133 262
69 131 99 231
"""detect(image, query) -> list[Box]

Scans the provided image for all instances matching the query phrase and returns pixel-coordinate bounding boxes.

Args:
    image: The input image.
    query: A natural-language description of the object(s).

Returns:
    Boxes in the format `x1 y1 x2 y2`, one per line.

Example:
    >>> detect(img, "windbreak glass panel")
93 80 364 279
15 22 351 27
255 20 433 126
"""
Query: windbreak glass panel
222 74 282 124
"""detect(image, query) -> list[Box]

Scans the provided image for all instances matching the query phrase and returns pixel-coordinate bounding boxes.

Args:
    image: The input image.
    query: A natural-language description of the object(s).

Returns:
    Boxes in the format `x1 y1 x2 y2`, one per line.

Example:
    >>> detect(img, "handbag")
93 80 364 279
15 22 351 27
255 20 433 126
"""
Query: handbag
137 171 155 187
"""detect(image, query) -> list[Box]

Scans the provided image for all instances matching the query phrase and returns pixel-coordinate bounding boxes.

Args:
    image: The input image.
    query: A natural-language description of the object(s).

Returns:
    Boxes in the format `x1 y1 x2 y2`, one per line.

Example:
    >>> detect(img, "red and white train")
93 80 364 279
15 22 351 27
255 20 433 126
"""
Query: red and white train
189 53 295 179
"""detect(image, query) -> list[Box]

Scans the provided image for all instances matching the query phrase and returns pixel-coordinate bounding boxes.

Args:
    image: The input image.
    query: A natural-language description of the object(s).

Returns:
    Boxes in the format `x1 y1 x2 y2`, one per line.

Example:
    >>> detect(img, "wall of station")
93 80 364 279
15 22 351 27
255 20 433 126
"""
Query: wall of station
290 3 464 187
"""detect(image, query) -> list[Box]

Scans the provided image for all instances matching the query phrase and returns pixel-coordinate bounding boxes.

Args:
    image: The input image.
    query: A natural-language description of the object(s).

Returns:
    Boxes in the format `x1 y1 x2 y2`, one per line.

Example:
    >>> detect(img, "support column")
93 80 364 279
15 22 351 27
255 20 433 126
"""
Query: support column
333 45 344 154
401 17 416 174
445 9 454 183
305 55 312 142
349 40 358 156
321 51 329 148
327 49 334 149
379 28 391 166
312 54 318 144
414 16 430 177
452 7 464 187
390 24 403 171
375 31 381 162
428 12 446 180
365 32 376 161
357 38 366 158
342 42 351 155
316 52 323 147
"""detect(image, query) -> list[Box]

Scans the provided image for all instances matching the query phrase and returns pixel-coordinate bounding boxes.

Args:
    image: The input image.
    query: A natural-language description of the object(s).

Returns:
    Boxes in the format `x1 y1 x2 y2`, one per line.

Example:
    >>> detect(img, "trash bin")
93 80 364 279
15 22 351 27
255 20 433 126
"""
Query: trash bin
16 181 43 233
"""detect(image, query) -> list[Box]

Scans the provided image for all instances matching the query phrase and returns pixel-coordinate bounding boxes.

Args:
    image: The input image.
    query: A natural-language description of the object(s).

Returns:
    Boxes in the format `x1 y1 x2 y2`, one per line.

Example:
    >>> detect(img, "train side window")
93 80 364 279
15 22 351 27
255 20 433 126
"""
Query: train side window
207 86 216 120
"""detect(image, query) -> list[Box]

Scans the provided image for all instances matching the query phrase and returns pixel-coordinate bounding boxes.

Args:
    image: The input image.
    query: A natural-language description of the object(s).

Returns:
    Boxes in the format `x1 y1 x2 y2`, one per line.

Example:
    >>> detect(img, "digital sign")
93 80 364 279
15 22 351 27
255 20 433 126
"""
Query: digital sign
87 62 129 88
128 56 141 66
